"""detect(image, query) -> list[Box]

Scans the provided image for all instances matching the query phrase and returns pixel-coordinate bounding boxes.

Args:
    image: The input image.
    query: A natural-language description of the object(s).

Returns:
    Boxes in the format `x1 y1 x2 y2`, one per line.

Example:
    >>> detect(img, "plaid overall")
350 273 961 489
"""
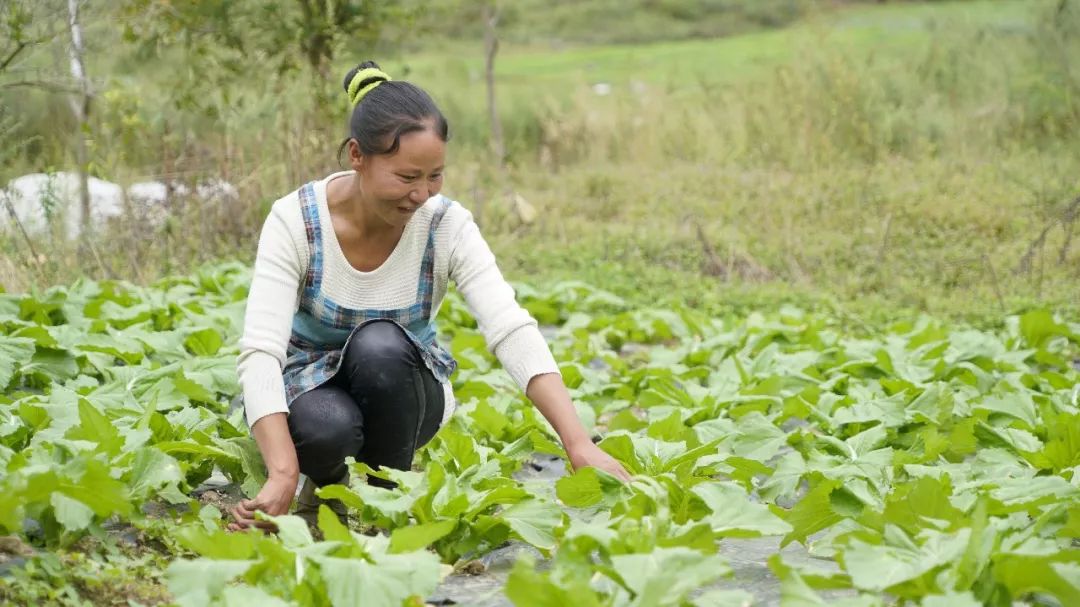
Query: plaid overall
281 182 457 406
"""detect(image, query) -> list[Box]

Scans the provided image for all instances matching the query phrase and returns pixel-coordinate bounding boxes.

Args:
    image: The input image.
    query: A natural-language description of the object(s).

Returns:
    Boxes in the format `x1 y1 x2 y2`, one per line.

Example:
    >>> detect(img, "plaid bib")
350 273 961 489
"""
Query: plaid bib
281 182 457 405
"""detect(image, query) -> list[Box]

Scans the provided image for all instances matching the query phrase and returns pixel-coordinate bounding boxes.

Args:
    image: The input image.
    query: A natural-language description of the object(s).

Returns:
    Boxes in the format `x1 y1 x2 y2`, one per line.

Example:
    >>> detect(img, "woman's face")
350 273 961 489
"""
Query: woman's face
351 126 445 229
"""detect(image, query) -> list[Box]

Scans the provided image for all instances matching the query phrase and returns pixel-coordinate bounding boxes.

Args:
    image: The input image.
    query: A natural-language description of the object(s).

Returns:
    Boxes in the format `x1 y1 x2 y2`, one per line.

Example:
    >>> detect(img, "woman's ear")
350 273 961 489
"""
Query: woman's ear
348 139 365 172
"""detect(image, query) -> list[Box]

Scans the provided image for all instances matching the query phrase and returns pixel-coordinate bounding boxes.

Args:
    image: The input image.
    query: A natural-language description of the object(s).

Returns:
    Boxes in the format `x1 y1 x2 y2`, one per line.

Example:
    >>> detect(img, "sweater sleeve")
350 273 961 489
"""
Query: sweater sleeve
448 210 560 390
236 207 303 427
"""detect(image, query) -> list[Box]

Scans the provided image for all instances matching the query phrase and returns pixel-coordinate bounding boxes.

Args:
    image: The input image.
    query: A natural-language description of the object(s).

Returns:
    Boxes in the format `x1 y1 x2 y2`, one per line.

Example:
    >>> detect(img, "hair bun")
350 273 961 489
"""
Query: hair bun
343 60 392 106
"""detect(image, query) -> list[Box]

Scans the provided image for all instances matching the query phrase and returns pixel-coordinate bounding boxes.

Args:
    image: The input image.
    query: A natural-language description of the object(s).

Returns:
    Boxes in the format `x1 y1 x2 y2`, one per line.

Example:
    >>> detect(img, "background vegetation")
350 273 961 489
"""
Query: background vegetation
1 0 1077 321
2 1 1079 605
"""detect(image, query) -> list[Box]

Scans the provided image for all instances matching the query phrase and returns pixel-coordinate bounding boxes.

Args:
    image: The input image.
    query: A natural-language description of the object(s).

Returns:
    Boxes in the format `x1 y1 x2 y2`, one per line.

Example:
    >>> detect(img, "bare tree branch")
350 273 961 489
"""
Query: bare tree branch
1017 195 1080 274
483 2 505 169
0 79 84 94
982 254 1006 315
67 0 92 234
1 188 43 269
0 1 69 74
1058 195 1079 264
0 41 28 72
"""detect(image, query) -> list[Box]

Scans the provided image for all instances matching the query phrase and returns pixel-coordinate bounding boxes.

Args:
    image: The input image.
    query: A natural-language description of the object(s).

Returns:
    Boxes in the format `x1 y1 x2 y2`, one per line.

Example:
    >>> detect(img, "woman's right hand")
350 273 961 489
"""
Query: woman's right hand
229 412 300 533
228 473 299 533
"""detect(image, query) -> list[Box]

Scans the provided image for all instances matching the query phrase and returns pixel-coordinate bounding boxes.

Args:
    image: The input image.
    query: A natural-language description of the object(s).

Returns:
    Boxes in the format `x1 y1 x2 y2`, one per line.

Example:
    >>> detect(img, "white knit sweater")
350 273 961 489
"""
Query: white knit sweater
237 171 560 428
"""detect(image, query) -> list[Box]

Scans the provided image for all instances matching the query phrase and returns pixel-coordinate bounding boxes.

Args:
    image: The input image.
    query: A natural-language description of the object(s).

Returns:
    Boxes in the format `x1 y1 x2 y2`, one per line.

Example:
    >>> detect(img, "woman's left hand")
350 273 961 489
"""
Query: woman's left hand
566 440 632 482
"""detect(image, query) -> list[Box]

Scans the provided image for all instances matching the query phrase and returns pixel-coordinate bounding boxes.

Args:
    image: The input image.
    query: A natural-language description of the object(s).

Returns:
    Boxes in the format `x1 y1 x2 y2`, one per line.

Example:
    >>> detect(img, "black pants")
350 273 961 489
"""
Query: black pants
287 320 445 488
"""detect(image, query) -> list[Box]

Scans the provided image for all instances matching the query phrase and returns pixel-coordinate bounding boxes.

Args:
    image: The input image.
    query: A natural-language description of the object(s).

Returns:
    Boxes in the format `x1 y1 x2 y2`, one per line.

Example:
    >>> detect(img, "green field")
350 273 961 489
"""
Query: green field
1 265 1078 605
407 0 1038 86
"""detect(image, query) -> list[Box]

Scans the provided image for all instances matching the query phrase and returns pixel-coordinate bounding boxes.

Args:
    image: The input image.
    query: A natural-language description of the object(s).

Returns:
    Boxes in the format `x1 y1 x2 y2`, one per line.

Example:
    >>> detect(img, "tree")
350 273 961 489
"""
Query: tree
482 1 505 169
0 1 80 95
0 1 62 173
66 0 92 235
119 0 417 111
0 0 95 235
419 0 507 167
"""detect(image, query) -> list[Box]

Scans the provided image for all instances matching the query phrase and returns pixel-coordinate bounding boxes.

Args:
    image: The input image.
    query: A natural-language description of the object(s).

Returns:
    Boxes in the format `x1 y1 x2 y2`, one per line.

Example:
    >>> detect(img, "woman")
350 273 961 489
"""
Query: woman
229 61 630 532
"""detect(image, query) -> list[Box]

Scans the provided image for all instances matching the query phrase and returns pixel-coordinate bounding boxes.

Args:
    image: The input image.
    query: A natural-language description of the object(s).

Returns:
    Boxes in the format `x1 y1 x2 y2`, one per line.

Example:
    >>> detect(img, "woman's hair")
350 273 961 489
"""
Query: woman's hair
339 60 449 159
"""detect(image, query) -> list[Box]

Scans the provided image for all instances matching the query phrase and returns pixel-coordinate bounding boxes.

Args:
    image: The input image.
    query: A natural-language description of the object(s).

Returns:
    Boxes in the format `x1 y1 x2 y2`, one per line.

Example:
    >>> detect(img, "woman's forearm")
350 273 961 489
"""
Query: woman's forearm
525 372 592 450
525 371 632 481
250 412 300 480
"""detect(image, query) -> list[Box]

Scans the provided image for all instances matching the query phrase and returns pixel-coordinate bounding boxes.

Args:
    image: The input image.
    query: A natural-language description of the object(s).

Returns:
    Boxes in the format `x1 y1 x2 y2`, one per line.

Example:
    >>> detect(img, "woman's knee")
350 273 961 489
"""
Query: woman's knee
341 321 418 384
347 321 415 360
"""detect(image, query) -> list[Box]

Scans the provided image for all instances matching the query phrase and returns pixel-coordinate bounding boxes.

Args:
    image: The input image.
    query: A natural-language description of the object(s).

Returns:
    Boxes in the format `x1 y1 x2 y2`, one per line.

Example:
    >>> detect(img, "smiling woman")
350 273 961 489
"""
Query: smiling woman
229 60 630 533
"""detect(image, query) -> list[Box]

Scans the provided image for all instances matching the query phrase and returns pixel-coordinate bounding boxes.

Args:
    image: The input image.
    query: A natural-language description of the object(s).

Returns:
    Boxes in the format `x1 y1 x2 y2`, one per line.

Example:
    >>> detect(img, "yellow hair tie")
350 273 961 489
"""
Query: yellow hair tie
348 67 392 106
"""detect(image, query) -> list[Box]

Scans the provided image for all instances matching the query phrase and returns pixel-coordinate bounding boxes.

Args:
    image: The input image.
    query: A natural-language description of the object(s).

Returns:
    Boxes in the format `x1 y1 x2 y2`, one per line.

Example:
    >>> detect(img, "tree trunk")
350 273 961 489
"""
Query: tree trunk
67 0 91 237
483 3 505 169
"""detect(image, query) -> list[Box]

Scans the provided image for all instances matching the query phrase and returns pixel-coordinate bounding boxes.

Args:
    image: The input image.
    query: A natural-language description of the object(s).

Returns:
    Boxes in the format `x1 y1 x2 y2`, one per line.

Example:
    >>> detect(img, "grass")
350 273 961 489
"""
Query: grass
430 0 1078 323
403 0 1041 90
0 0 1077 327
413 0 806 47
493 147 1077 313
